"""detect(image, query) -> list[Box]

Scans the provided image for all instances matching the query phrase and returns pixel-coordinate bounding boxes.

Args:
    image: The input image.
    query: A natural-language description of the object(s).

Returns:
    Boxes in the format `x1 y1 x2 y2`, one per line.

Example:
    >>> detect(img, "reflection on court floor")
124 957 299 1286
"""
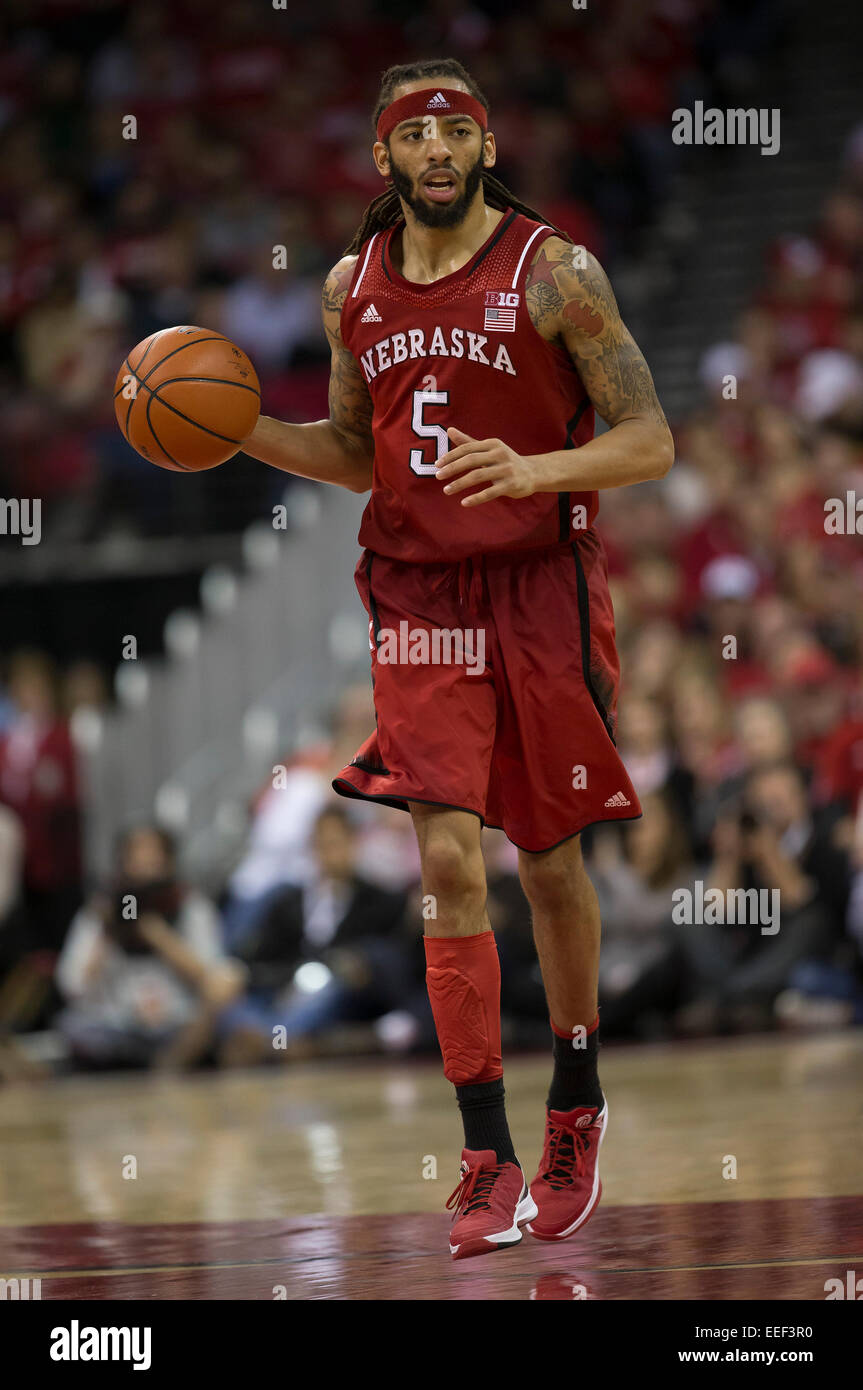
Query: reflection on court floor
1 1033 861 1299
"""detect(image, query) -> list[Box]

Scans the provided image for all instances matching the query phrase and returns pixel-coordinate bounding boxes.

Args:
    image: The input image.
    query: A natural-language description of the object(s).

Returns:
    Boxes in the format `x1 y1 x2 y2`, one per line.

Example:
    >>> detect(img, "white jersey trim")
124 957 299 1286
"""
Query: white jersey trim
351 234 379 299
511 224 553 290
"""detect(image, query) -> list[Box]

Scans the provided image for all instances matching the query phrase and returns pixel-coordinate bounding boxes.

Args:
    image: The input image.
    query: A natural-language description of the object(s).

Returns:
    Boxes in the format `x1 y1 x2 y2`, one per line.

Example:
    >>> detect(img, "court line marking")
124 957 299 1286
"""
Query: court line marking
8 1252 863 1281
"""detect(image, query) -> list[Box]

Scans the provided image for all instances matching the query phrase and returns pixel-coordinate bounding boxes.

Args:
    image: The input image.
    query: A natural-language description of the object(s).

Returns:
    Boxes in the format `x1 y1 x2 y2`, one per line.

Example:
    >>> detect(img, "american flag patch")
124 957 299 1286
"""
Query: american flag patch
483 291 519 332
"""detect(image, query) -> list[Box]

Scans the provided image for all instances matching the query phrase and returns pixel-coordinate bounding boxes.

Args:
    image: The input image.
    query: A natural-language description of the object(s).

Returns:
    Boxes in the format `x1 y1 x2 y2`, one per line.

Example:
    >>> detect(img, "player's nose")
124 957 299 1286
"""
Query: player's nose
424 137 455 163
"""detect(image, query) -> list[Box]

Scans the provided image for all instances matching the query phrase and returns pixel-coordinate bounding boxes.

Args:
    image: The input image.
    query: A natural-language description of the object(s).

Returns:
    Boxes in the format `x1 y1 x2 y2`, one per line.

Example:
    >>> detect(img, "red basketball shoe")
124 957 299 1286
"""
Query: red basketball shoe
525 1099 608 1242
446 1149 537 1260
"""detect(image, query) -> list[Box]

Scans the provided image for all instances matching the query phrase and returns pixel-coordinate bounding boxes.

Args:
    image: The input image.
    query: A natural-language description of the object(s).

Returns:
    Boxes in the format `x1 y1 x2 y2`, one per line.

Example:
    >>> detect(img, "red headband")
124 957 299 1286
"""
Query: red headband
376 87 488 144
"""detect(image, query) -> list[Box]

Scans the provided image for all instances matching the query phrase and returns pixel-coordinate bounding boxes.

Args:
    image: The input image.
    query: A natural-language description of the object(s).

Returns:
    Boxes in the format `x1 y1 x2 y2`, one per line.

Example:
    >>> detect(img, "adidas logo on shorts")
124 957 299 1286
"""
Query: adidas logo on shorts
427 91 450 109
604 791 631 808
361 303 382 323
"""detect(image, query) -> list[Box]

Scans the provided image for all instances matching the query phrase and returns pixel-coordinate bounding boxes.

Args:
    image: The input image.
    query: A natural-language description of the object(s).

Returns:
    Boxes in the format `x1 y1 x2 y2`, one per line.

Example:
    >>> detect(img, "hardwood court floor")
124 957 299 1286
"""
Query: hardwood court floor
1 1031 862 1299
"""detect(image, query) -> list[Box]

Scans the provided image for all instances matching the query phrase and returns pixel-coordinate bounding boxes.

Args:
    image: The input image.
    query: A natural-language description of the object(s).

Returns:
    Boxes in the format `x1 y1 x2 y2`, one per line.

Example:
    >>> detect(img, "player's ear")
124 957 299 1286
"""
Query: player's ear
482 132 496 170
373 140 390 180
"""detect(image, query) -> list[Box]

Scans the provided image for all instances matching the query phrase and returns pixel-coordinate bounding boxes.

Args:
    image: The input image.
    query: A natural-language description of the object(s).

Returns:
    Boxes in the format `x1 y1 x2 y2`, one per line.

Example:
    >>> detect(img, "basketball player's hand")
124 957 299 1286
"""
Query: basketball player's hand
436 427 535 506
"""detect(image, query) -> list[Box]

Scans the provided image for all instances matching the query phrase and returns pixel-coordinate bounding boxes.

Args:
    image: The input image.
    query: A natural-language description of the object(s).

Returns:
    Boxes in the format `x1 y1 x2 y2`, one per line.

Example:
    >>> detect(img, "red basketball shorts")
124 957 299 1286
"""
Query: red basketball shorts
333 530 641 852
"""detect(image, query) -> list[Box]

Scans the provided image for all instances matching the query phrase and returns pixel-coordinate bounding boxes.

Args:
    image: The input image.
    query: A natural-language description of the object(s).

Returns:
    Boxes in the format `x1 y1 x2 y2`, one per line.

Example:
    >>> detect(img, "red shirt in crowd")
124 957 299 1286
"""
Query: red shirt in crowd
0 716 81 891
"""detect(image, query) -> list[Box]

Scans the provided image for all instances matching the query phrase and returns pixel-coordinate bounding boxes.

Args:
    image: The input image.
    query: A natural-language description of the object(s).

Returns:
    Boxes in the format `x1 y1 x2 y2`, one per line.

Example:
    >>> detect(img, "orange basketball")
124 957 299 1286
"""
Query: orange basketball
114 326 261 471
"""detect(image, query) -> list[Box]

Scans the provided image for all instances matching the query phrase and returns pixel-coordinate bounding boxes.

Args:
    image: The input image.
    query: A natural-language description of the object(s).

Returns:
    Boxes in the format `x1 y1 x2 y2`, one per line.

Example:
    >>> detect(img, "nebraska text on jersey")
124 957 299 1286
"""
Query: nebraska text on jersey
359 326 516 382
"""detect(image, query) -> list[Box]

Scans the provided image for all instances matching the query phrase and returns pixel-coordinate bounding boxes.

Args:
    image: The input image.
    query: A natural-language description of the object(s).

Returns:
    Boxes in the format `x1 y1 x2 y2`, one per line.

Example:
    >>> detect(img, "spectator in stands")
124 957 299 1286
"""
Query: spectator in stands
219 805 411 1065
0 651 82 950
62 660 110 718
745 761 851 942
776 792 863 1032
492 799 695 1041
222 682 379 945
56 825 241 1070
0 804 37 1080
673 762 849 1036
0 805 25 955
220 244 321 372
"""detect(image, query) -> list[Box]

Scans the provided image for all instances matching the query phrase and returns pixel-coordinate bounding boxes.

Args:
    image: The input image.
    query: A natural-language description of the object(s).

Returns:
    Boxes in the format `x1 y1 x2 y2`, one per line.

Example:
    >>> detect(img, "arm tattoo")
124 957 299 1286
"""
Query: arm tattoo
322 258 354 315
526 239 668 428
326 335 374 451
322 257 374 453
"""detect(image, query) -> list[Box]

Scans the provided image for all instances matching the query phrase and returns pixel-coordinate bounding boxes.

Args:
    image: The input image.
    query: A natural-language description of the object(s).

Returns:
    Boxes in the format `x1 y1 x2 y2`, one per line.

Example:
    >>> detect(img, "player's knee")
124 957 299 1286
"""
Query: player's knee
419 832 484 910
519 844 584 913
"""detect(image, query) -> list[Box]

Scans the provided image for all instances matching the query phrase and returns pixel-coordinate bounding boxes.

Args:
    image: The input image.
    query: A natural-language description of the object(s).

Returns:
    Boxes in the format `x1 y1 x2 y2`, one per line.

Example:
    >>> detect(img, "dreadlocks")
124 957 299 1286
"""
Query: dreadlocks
344 58 573 256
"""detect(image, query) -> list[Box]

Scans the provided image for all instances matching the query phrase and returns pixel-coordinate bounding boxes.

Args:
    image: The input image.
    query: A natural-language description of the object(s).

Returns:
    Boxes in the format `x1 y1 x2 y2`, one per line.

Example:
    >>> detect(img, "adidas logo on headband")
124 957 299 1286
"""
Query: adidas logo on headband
376 87 488 143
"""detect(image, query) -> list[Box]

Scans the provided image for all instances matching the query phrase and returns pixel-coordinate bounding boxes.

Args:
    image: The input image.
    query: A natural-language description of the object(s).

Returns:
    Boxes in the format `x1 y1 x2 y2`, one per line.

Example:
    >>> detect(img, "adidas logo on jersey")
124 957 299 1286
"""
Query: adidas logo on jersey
427 91 450 109
361 303 382 323
604 791 631 808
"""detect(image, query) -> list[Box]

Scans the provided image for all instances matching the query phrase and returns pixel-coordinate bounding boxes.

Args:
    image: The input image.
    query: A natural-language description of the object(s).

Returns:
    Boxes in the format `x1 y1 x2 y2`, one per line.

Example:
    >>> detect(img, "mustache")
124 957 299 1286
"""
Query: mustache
421 167 458 183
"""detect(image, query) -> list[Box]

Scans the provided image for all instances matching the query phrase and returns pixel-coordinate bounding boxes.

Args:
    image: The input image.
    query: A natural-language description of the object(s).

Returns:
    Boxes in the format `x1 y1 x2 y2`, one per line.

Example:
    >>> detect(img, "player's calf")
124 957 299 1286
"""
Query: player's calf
425 929 530 1257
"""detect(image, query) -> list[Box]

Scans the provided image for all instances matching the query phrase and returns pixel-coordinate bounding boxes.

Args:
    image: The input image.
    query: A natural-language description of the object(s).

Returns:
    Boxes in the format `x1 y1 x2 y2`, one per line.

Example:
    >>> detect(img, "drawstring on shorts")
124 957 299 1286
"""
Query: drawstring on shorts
456 556 490 609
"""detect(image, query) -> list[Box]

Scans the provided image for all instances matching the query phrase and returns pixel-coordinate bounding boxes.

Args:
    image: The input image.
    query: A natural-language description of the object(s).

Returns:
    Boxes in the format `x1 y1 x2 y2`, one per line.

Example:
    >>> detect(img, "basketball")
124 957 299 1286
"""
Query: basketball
114 326 261 472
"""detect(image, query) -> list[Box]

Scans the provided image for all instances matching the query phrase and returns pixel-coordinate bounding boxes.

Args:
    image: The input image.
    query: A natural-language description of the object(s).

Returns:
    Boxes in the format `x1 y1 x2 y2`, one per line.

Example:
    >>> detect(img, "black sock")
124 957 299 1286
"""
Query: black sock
547 1021 604 1112
455 1079 518 1165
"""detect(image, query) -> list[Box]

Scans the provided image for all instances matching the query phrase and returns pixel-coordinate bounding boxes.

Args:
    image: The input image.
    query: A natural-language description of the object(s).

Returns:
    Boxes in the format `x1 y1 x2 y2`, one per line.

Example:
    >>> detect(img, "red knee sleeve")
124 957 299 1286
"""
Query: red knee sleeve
424 931 503 1085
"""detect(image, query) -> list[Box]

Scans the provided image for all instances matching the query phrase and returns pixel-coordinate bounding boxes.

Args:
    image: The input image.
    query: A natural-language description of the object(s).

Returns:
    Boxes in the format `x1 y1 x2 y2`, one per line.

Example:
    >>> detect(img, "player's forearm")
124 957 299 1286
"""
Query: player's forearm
242 415 373 494
529 418 674 492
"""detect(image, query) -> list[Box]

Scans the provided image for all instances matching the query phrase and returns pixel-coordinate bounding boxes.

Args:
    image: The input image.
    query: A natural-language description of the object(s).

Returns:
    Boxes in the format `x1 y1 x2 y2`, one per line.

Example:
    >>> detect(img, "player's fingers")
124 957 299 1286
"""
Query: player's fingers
460 482 508 507
446 426 476 445
437 444 496 473
435 444 477 473
448 469 505 498
438 448 501 480
441 459 501 493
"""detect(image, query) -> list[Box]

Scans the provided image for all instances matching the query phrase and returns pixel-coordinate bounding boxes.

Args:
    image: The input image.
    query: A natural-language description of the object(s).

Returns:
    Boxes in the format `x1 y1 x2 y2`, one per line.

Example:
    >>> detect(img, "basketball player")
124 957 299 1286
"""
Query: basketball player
243 59 673 1260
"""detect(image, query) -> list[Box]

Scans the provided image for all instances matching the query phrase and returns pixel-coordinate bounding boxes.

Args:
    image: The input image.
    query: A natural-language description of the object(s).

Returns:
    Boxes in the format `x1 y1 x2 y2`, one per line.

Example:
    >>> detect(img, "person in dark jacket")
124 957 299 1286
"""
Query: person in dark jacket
219 805 411 1063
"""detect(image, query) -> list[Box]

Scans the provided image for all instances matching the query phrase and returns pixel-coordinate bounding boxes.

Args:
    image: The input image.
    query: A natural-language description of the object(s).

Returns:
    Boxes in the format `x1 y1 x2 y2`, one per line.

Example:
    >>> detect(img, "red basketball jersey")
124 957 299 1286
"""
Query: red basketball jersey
340 208 597 563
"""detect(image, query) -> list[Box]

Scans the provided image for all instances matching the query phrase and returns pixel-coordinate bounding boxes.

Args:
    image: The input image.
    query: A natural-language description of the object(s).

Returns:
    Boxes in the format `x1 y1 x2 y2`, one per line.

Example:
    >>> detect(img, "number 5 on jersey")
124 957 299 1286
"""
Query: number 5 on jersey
410 388 450 475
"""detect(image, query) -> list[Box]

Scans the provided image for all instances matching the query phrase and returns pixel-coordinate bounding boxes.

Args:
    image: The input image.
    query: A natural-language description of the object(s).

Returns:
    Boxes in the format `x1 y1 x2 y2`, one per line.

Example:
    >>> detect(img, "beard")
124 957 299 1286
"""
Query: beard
388 148 485 229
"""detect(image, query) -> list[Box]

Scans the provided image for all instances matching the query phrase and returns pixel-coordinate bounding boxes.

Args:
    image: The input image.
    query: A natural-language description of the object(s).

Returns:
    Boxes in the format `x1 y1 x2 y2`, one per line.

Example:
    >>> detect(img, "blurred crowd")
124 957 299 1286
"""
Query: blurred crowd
0 0 784 538
591 123 863 1038
2 0 863 1076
